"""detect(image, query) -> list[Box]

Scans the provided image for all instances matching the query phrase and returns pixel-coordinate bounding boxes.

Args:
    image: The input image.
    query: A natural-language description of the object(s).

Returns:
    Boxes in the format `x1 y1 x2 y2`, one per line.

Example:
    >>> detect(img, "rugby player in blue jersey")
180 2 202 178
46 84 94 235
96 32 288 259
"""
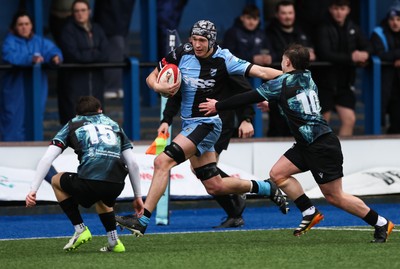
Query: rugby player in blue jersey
115 20 288 235
199 43 394 243
26 96 144 252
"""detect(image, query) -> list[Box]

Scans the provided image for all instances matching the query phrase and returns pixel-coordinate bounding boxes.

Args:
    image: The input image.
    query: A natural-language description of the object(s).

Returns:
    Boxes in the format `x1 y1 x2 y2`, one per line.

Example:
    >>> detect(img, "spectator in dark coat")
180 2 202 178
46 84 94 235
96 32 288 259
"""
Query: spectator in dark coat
157 0 188 58
265 0 316 137
223 4 275 66
58 0 108 125
266 0 316 62
93 0 135 99
315 0 371 136
370 1 400 134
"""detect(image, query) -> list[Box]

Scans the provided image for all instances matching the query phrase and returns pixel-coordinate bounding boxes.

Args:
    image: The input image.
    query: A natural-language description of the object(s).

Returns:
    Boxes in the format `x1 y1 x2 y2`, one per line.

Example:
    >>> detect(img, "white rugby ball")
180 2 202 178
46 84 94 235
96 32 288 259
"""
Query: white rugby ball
156 63 182 98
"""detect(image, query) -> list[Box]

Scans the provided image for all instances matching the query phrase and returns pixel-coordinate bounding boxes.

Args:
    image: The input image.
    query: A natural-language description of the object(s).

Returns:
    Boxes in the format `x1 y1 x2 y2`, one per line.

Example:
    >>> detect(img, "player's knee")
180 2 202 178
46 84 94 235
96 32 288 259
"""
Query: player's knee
343 116 355 126
269 171 289 188
323 192 341 207
194 162 219 181
51 173 63 189
205 184 224 196
164 142 186 165
269 169 283 183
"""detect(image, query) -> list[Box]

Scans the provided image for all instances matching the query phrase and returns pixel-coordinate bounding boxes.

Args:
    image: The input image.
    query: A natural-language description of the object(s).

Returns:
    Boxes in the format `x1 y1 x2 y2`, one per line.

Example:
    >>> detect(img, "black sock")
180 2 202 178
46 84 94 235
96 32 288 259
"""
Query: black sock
144 208 152 218
362 209 379 226
217 167 229 178
294 194 314 212
214 195 237 217
59 197 83 225
215 167 245 217
99 211 116 232
231 194 246 217
250 180 259 193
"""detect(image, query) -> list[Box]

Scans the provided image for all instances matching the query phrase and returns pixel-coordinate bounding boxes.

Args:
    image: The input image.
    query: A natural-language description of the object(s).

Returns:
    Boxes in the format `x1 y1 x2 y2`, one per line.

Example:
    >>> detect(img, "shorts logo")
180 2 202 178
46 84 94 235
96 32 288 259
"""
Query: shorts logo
318 172 324 179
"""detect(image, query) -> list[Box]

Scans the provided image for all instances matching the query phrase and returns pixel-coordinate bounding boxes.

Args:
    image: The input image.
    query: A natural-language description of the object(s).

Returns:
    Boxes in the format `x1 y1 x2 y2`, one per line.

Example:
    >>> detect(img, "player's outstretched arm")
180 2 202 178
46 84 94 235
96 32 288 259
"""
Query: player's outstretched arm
199 98 218 116
122 148 144 216
26 145 62 207
249 65 283 81
199 90 265 116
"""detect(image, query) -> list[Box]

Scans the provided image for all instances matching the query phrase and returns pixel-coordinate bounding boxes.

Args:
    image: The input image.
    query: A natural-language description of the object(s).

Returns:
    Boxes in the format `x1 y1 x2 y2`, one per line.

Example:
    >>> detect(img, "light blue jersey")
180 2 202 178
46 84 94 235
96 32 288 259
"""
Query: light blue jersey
160 43 251 154
161 43 251 119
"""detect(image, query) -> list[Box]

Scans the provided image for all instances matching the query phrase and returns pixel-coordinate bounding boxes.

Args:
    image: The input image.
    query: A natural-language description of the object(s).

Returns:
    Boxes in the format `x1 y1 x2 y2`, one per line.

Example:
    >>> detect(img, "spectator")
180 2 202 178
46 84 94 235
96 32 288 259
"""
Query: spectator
0 10 63 141
157 0 188 58
295 0 331 45
223 3 275 66
315 0 372 136
263 0 282 24
49 0 75 46
265 0 316 137
370 1 400 134
93 0 135 99
58 0 108 125
266 1 316 61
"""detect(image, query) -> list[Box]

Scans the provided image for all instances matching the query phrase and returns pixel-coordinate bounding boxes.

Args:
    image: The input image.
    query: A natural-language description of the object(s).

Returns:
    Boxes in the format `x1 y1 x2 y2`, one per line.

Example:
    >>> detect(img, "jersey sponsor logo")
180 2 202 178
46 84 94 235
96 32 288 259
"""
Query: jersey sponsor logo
183 76 216 89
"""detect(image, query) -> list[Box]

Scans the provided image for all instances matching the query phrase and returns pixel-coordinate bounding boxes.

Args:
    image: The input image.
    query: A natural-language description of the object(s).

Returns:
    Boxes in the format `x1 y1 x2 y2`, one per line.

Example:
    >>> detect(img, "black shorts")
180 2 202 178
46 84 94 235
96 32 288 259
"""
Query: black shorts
284 133 343 184
214 128 235 155
319 86 356 113
60 172 125 208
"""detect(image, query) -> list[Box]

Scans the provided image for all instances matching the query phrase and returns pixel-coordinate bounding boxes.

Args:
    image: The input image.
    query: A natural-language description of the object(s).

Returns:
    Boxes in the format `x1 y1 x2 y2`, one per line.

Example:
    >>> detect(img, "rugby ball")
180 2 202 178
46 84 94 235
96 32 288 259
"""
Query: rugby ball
156 63 182 98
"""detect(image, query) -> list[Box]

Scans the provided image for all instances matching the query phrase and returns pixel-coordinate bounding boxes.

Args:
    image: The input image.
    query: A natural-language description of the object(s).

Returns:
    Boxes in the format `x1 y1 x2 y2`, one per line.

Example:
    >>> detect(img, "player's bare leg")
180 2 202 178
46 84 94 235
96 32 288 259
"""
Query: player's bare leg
270 155 323 236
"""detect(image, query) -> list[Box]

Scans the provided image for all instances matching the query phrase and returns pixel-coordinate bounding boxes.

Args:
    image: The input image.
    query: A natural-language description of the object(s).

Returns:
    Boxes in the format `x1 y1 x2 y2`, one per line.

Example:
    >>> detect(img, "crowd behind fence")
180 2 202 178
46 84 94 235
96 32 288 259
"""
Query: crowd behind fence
0 56 387 141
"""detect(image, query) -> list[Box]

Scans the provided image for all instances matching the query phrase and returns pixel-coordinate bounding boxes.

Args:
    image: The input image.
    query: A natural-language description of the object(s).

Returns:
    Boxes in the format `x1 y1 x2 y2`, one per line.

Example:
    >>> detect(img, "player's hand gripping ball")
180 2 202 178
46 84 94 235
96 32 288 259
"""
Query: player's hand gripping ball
156 63 182 98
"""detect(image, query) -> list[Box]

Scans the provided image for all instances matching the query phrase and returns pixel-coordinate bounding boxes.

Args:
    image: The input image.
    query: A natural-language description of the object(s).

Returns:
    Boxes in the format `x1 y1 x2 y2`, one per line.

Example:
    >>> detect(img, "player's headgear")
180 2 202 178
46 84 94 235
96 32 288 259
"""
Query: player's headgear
190 20 217 50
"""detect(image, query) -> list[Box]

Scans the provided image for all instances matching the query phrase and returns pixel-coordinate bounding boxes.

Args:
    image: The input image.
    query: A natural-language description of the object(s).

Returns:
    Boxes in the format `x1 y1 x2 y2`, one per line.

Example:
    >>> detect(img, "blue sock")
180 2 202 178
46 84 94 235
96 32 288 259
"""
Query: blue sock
256 180 271 196
138 215 150 226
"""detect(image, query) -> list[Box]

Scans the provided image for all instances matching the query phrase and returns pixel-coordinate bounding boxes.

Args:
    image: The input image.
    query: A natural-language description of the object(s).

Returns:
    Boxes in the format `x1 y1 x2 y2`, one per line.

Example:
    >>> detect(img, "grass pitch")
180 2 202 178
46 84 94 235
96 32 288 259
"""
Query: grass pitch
1 228 398 269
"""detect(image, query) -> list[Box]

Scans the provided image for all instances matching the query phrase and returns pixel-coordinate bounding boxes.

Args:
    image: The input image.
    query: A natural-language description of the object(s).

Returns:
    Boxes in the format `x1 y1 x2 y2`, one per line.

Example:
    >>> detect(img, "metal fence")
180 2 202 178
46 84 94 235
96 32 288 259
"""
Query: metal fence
0 57 386 141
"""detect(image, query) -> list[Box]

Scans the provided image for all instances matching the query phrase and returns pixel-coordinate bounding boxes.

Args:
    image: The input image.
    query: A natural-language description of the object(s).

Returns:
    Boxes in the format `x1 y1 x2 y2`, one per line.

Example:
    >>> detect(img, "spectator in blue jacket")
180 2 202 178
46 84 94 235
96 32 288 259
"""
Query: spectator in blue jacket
58 0 108 125
223 4 275 66
370 1 400 134
0 10 63 141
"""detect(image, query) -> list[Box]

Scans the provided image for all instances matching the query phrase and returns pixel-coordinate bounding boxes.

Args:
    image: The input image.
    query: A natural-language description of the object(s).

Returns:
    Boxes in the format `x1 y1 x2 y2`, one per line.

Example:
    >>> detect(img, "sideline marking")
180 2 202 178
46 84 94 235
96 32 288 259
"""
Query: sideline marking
2 226 397 241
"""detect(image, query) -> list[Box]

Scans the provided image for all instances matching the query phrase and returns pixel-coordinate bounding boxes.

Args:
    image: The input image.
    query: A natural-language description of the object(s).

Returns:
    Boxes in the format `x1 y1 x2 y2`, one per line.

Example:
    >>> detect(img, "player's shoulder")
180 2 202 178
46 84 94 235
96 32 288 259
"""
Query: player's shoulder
100 114 120 128
176 42 194 55
214 45 234 57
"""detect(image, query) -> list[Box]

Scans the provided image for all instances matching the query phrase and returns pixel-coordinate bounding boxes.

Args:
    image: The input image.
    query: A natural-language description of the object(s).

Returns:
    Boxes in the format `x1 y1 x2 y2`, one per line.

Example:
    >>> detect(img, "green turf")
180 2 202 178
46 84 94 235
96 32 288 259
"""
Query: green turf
1 228 398 269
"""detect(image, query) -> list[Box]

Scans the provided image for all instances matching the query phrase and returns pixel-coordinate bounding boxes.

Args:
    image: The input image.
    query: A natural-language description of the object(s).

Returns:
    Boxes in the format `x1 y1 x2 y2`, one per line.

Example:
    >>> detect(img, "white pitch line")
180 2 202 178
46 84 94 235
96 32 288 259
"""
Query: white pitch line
2 226 397 241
